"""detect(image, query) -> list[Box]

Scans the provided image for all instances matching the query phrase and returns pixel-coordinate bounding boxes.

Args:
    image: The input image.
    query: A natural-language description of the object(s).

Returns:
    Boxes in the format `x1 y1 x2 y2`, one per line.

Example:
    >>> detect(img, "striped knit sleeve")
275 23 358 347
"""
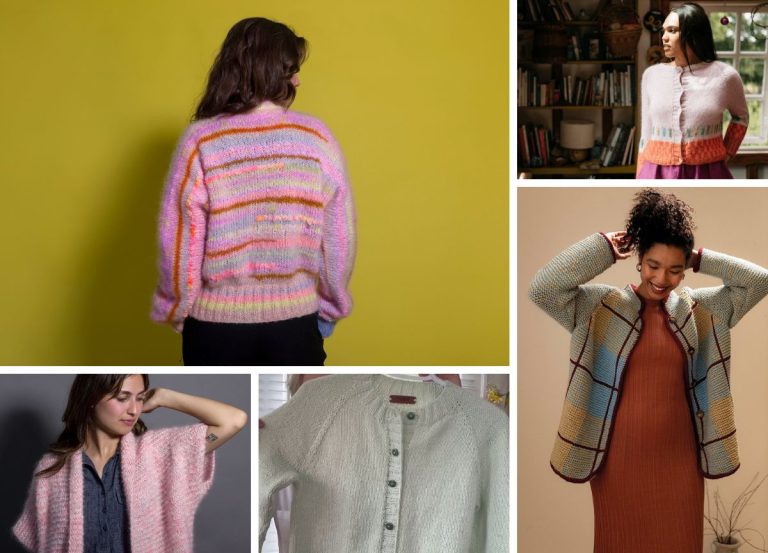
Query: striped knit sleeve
151 125 209 332
690 248 768 328
528 233 617 332
723 68 749 157
317 128 356 336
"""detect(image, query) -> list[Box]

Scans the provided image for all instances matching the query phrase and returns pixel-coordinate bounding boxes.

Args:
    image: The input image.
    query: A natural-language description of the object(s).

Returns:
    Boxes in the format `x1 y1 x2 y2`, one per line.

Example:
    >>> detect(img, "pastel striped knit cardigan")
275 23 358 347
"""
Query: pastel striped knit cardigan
637 61 748 173
13 424 215 553
151 102 356 336
259 374 509 553
528 233 768 482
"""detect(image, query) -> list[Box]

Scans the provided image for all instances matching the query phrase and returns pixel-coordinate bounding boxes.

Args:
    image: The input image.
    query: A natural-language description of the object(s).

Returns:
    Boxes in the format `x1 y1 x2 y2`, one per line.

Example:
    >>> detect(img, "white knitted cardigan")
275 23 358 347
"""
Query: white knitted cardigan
259 374 509 553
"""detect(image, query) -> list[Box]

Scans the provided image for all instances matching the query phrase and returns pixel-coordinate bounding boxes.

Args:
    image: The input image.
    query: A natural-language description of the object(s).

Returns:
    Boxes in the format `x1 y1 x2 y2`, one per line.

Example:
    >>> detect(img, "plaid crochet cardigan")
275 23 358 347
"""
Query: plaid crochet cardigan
529 233 768 483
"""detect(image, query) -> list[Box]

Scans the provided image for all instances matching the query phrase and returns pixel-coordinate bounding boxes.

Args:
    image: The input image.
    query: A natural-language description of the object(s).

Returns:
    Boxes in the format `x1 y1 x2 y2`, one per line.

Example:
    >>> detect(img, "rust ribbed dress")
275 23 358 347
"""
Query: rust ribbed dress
590 299 704 553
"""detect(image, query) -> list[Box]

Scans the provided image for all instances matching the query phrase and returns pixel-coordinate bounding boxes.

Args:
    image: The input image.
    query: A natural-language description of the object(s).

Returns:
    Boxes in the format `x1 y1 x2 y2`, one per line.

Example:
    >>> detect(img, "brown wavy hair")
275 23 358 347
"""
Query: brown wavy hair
193 17 307 121
36 375 150 478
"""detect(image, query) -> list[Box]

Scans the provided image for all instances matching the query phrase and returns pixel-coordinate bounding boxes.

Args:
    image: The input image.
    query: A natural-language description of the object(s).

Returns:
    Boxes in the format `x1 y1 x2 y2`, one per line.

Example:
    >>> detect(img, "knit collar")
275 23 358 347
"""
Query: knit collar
627 283 691 320
660 60 714 74
364 374 459 426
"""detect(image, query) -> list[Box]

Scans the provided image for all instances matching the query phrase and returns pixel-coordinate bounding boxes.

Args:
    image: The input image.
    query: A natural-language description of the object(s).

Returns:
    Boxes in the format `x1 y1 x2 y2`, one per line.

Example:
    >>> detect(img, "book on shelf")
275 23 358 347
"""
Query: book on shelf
521 0 577 23
518 67 634 107
518 124 554 167
600 124 636 167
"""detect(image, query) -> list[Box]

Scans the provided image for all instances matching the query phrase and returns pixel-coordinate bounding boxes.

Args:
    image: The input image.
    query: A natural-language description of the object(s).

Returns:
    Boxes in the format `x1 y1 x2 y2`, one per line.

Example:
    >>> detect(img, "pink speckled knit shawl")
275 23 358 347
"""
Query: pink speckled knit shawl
13 423 215 553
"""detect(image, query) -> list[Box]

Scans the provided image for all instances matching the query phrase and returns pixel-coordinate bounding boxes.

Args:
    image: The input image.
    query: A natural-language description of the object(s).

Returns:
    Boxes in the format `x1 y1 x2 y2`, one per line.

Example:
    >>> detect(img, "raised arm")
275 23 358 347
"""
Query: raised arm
143 388 248 453
689 248 768 328
528 232 626 332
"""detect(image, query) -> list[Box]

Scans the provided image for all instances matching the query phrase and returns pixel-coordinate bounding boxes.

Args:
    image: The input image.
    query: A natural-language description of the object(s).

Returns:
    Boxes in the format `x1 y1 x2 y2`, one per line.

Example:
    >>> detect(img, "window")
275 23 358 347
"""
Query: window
672 2 768 148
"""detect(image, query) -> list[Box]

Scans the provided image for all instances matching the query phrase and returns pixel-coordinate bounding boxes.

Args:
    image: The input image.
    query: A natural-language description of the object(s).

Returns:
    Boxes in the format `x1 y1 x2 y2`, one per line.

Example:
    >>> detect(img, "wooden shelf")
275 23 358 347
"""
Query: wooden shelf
519 105 633 110
521 164 636 175
519 59 636 65
519 20 599 27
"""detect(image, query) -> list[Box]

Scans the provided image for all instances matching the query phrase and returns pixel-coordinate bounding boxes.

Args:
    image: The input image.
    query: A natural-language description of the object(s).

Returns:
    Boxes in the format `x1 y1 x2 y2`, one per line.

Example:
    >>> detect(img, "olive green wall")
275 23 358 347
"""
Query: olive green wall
0 1 508 364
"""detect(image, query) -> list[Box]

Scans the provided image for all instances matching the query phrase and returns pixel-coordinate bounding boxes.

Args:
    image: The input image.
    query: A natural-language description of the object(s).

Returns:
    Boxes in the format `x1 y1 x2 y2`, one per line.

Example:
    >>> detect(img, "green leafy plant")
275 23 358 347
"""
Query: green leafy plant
705 473 768 551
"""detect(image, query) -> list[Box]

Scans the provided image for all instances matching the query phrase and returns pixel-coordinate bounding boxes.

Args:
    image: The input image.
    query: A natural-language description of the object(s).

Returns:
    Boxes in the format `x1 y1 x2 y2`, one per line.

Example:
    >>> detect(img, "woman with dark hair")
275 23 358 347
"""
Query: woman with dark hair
529 189 768 552
13 374 247 553
151 17 356 365
636 2 749 179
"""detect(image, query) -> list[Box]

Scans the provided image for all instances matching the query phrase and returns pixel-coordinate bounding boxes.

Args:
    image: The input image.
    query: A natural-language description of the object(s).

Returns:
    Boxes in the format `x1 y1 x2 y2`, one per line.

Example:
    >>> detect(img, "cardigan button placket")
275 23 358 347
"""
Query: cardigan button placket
381 410 405 552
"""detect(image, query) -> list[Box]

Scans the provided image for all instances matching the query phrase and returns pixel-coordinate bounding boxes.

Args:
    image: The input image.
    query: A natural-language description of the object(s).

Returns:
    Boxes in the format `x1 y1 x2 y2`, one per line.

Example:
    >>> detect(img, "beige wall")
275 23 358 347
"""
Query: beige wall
517 187 768 552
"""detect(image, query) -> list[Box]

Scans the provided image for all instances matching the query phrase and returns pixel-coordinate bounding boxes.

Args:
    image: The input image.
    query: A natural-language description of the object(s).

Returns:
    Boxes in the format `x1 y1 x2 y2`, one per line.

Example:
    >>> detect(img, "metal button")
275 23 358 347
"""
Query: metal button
385 523 395 530
388 480 397 487
406 412 416 420
669 316 676 323
391 448 399 456
688 346 695 354
697 410 705 418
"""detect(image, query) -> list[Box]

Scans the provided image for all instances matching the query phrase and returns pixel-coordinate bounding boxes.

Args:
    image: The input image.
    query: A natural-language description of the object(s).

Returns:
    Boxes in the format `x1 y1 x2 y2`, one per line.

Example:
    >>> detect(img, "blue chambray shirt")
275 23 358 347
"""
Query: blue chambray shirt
82 452 130 553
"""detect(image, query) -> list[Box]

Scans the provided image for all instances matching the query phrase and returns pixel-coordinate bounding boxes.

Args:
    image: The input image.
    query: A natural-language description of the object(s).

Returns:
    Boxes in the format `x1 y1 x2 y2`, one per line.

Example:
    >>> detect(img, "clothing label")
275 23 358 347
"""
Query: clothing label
389 395 417 404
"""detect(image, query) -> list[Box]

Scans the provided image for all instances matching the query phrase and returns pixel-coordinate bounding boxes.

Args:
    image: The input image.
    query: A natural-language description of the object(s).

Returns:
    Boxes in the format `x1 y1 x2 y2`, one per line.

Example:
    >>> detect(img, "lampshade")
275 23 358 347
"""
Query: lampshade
560 119 595 149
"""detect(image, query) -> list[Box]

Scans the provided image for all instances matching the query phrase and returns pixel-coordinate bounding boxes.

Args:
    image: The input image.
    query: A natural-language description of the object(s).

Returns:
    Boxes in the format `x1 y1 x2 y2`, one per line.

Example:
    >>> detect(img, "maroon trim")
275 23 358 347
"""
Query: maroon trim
389 395 416 404
600 301 640 330
589 309 641 475
565 317 593 394
693 247 704 272
550 462 594 483
660 301 708 473
702 428 737 447
569 360 619 391
557 432 606 453
599 232 618 263
710 315 730 386
703 464 740 480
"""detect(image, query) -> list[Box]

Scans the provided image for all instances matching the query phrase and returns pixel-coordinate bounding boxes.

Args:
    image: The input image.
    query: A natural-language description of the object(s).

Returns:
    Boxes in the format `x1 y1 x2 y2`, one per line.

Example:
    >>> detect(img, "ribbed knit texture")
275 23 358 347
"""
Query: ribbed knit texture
151 102 356 333
528 233 768 482
590 300 704 553
13 424 215 553
259 374 509 553
637 61 748 172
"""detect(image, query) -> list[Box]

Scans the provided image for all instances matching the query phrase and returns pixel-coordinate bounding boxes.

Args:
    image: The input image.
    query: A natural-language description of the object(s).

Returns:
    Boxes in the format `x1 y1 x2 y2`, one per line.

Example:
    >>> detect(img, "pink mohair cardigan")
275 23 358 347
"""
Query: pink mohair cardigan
12 423 215 553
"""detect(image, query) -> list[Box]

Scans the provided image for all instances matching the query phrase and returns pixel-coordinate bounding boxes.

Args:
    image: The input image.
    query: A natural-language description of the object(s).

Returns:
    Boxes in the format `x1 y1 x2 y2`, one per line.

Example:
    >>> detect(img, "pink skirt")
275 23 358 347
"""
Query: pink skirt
637 160 733 179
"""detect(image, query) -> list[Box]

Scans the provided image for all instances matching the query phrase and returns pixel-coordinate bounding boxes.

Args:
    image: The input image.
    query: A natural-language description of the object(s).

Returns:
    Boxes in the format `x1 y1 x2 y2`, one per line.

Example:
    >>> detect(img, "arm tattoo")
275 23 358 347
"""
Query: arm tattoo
206 432 219 443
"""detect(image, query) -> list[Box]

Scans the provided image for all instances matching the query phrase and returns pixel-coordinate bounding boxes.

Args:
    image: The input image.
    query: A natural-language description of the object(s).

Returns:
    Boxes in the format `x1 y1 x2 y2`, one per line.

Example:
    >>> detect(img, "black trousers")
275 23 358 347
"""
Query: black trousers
182 313 326 366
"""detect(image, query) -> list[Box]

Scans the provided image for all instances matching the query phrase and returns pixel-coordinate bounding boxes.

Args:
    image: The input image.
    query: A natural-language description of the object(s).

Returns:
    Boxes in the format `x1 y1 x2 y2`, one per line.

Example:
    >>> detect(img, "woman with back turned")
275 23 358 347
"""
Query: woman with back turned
151 18 356 365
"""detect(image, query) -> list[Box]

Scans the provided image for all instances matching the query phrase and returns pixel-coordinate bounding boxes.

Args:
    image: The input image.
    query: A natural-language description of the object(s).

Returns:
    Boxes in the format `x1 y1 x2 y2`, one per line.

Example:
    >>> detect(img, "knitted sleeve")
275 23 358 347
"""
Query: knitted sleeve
481 415 509 553
528 233 618 332
12 454 64 553
259 376 357 550
316 126 356 337
689 248 768 328
636 67 651 176
151 125 209 333
723 67 749 157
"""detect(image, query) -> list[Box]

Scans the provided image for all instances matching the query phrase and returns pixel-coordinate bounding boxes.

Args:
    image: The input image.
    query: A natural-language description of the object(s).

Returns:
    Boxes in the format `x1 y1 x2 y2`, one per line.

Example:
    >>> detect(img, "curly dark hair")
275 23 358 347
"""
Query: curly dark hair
625 188 696 258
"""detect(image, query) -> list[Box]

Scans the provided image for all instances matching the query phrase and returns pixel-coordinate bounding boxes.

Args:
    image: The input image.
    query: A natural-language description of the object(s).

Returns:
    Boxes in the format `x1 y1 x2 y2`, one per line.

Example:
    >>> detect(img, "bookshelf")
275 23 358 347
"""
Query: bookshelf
517 3 640 178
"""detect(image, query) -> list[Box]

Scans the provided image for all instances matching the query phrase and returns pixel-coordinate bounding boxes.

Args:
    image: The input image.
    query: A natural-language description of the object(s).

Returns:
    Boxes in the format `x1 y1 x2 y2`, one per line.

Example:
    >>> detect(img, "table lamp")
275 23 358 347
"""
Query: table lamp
560 119 595 163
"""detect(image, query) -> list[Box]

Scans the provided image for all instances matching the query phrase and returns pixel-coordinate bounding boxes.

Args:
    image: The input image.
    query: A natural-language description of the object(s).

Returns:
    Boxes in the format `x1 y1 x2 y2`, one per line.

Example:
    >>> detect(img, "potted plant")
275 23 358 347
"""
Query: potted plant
705 473 768 552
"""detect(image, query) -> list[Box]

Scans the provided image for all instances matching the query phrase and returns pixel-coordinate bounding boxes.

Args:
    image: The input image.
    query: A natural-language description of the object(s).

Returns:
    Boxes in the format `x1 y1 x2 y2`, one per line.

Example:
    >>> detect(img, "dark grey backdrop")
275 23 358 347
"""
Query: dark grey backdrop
0 374 250 553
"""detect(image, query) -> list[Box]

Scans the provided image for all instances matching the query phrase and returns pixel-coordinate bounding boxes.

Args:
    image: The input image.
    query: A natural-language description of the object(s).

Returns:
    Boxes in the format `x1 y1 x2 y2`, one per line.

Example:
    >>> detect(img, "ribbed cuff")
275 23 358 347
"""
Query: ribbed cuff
693 247 704 272
599 232 618 263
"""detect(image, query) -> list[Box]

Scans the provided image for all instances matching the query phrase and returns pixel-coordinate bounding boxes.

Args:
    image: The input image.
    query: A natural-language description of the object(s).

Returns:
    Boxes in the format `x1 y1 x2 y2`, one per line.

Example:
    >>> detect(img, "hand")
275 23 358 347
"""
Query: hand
142 388 164 414
604 231 632 260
